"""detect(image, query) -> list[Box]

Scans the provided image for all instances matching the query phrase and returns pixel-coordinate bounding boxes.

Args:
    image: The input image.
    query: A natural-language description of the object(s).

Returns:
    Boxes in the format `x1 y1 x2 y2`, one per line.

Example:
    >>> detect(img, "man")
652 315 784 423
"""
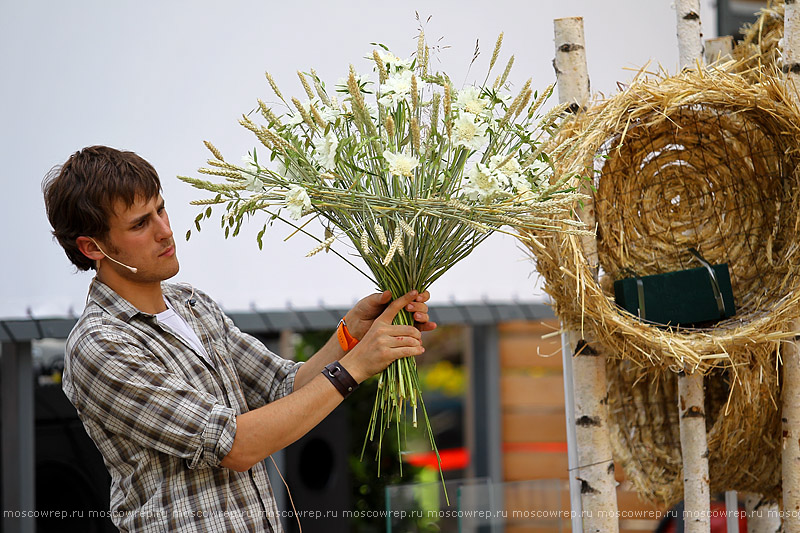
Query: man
42 145 436 532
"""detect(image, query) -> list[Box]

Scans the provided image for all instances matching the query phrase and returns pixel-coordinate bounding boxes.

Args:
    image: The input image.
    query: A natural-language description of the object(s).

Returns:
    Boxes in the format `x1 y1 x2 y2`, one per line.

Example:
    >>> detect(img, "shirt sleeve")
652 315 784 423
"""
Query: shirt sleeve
222 314 303 408
192 287 303 410
68 324 236 469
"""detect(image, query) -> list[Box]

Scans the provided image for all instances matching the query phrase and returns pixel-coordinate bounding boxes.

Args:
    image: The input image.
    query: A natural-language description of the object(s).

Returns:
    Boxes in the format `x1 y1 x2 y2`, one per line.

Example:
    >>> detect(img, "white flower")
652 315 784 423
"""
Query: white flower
455 86 488 115
335 72 372 93
378 70 414 107
241 153 265 192
318 105 340 123
498 92 514 106
377 50 413 72
312 130 338 170
528 159 553 189
366 102 379 120
489 155 528 194
241 152 259 171
489 155 522 180
462 163 504 201
453 115 489 151
383 150 419 178
284 185 312 220
243 174 265 192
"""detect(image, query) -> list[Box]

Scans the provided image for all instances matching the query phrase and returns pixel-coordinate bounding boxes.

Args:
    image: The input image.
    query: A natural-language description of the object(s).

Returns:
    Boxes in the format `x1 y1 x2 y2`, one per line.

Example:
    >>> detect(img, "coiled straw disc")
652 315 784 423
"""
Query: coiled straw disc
596 106 783 313
526 66 800 504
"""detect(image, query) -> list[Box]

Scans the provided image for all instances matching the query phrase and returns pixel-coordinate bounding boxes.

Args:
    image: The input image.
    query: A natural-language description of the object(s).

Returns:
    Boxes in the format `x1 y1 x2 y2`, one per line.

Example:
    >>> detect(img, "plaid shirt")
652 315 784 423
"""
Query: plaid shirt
63 279 302 532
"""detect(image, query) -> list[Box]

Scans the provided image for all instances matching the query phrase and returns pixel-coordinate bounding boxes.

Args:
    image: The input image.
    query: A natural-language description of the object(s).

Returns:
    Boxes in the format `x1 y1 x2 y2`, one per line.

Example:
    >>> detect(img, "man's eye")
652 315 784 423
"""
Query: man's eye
134 220 146 229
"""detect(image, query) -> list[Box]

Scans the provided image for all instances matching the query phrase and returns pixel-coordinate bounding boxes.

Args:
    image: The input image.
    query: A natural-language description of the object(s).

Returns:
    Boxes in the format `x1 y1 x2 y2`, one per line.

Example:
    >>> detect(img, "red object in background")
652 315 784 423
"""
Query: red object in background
404 447 469 471
659 501 747 533
404 443 569 471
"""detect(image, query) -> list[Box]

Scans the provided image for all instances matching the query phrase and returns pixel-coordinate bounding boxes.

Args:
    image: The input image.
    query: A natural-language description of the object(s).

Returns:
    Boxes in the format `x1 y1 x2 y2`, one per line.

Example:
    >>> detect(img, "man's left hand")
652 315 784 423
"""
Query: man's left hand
345 290 436 341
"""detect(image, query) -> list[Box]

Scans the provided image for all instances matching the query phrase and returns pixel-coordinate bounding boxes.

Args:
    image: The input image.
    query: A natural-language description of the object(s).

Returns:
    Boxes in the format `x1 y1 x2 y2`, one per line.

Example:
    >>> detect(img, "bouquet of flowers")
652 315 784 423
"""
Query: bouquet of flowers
180 31 590 479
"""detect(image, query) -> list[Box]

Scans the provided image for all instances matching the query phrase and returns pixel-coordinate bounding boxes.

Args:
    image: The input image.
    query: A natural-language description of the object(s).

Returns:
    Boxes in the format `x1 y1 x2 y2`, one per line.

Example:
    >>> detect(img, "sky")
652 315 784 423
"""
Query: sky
1 0 720 319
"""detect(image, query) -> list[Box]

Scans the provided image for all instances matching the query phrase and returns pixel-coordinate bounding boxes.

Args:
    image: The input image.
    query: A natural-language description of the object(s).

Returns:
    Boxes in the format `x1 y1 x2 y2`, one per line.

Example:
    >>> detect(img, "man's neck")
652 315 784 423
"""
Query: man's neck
97 268 167 314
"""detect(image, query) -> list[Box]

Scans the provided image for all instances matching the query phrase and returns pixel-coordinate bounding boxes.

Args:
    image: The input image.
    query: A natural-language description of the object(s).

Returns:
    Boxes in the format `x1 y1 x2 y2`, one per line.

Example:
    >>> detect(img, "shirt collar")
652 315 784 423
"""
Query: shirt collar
87 278 178 322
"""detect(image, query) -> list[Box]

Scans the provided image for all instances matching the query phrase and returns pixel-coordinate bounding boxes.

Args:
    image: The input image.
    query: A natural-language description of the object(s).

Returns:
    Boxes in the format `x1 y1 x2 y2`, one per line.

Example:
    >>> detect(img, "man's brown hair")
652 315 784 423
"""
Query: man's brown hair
43 146 162 271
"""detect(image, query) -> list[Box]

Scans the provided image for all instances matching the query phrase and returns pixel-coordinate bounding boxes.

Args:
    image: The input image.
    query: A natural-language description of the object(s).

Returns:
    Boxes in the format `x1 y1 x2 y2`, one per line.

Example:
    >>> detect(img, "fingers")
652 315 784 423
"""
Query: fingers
391 339 425 353
417 321 438 332
359 290 392 310
385 330 425 357
405 301 428 321
405 291 437 331
343 322 425 379
389 324 422 342
378 290 419 323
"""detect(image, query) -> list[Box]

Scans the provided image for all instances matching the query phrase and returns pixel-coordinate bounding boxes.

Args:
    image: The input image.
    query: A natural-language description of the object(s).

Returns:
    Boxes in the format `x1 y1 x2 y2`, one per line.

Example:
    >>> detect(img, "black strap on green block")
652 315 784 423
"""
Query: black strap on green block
635 277 646 320
688 247 726 318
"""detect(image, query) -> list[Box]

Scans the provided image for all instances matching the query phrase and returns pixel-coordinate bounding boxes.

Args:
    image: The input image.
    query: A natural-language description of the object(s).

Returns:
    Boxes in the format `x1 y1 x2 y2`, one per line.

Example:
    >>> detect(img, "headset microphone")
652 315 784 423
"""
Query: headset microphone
89 238 139 273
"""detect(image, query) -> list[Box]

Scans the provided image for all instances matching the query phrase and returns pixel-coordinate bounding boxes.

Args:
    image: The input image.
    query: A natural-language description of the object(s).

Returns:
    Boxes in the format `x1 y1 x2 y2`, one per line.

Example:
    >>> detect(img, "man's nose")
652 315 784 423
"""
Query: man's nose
156 211 173 240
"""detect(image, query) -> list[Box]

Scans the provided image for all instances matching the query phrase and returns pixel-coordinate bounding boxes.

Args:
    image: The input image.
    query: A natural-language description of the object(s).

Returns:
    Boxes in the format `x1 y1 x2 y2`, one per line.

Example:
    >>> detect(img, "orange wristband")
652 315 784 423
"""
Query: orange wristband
336 318 359 351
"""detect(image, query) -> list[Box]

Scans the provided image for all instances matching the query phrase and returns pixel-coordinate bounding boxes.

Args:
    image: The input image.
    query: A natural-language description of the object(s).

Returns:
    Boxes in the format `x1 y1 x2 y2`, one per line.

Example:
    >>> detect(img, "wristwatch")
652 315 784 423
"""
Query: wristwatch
336 318 359 352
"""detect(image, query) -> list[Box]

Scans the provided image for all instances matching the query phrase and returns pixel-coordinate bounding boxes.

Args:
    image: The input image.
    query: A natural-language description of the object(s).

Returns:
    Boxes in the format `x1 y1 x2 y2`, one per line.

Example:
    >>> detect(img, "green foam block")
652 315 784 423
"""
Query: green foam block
613 264 736 327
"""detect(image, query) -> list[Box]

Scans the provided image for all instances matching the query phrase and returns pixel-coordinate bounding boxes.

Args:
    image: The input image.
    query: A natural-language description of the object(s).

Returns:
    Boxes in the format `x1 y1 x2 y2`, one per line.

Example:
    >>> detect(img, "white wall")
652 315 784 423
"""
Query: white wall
1 0 719 318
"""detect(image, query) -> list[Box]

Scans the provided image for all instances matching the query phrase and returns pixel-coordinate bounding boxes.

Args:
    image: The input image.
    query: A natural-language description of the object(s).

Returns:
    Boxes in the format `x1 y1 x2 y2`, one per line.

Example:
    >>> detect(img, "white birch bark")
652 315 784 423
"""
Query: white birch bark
783 323 800 531
678 371 711 532
676 0 703 69
784 3 800 529
675 3 711 532
784 0 800 99
704 36 733 64
744 494 782 533
554 16 619 533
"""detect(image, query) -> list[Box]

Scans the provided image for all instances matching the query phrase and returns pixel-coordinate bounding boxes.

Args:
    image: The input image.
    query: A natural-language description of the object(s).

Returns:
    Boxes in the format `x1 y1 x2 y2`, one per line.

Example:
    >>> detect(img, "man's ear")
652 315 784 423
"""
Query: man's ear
76 236 104 262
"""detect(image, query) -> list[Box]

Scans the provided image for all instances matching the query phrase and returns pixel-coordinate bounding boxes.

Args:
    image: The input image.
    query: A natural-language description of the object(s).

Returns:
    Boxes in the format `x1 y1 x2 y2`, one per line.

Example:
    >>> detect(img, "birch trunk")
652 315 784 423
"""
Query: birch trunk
744 494 781 533
676 0 703 69
678 371 711 532
704 36 733 64
675 3 711 532
784 2 800 529
783 324 800 531
554 16 619 533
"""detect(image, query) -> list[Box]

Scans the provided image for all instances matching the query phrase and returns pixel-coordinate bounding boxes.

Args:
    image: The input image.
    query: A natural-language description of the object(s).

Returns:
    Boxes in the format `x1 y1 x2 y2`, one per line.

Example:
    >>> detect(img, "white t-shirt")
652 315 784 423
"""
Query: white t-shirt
156 301 209 358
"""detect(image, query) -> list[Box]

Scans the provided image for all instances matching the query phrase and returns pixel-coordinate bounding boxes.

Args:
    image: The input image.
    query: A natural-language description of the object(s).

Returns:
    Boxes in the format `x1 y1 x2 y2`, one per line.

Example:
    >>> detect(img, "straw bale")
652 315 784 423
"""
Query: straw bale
524 65 800 505
607 361 781 507
532 66 800 373
732 0 785 78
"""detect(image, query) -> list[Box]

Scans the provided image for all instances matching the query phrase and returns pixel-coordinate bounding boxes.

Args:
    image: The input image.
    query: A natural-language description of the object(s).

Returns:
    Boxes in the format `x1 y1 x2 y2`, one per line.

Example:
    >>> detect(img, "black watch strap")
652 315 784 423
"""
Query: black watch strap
322 361 359 399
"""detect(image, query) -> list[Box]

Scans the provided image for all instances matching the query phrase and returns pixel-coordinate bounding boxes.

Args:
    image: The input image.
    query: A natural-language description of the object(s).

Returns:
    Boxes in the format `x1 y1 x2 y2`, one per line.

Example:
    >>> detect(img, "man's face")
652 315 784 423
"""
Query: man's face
99 194 179 282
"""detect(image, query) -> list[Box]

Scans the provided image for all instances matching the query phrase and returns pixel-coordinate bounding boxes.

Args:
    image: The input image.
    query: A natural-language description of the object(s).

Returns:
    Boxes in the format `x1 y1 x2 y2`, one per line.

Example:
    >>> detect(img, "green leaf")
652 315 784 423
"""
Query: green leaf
205 206 212 218
257 225 266 250
185 230 191 241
